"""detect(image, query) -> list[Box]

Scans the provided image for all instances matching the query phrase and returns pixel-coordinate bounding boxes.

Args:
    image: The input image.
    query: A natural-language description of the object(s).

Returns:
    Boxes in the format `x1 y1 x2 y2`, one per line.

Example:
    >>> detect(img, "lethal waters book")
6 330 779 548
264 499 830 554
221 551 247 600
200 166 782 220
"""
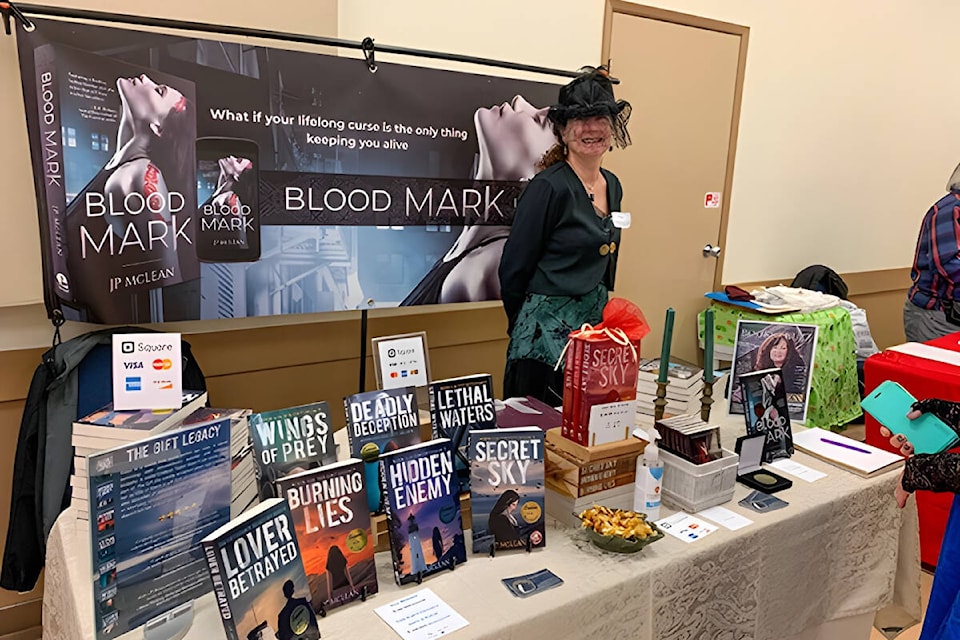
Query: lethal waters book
277 459 378 613
379 439 467 585
344 386 421 458
202 498 320 640
428 374 497 491
249 401 336 500
469 427 545 554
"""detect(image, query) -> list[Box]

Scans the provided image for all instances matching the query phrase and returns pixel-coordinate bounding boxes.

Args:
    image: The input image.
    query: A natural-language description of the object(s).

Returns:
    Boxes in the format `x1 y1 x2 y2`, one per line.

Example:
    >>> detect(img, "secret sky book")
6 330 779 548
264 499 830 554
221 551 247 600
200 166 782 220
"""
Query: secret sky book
379 439 467 585
277 459 378 613
344 386 421 459
202 497 320 640
249 401 337 501
469 427 545 554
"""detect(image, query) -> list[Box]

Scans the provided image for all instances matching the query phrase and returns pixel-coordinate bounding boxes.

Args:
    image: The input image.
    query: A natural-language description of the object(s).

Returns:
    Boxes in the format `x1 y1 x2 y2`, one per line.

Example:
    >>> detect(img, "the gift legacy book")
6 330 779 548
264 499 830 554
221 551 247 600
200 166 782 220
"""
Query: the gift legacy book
469 427 545 554
202 498 320 640
379 439 467 585
277 459 378 613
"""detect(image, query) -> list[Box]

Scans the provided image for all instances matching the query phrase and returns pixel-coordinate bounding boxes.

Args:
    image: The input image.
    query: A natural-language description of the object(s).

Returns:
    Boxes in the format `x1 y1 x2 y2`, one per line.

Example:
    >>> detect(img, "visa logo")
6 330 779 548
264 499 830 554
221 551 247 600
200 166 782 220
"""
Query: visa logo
125 377 141 391
123 362 143 370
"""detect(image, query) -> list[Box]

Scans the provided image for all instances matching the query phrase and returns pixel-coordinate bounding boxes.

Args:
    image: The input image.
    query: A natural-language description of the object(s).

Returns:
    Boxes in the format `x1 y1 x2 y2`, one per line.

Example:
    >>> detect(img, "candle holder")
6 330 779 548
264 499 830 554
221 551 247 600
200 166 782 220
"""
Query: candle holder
654 379 670 422
699 378 715 422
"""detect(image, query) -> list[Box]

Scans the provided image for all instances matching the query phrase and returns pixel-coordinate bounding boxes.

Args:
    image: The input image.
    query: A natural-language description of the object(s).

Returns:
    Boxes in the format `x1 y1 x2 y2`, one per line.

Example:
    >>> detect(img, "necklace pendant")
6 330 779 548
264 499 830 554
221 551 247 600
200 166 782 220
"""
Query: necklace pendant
588 193 595 201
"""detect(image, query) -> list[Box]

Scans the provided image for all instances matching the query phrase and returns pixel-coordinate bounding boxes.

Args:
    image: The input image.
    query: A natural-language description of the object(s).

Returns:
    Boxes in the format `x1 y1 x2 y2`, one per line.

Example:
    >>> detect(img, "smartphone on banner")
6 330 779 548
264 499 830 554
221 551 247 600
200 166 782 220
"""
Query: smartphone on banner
861 380 960 455
195 137 260 262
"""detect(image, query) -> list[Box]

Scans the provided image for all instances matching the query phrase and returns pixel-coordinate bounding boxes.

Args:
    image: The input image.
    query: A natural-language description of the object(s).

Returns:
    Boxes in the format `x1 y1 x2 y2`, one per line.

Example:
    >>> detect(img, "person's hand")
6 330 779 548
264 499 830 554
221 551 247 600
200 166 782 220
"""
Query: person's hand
894 469 910 509
878 425 914 456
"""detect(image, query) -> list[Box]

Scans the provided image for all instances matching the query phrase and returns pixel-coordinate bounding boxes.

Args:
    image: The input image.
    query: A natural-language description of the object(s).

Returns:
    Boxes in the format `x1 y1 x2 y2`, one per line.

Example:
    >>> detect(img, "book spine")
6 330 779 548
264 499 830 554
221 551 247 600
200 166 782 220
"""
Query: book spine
378 457 405 585
428 384 439 440
575 342 592 446
33 44 73 310
344 396 357 457
202 540 240 640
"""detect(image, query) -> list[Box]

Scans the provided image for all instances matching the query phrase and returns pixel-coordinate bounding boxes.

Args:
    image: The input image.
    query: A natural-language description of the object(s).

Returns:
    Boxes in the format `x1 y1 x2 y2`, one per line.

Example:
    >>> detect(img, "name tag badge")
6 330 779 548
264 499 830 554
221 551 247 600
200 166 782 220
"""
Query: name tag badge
611 211 631 229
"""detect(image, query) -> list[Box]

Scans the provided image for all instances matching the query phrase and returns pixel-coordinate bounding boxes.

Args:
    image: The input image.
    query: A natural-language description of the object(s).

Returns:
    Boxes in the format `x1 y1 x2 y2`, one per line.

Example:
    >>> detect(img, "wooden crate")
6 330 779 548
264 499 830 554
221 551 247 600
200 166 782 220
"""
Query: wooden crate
545 427 647 499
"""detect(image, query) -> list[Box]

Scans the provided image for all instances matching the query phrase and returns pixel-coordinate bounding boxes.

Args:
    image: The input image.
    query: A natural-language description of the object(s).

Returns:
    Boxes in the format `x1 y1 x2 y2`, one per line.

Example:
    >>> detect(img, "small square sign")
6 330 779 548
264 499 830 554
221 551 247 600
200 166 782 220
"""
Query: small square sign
112 333 182 410
704 192 722 208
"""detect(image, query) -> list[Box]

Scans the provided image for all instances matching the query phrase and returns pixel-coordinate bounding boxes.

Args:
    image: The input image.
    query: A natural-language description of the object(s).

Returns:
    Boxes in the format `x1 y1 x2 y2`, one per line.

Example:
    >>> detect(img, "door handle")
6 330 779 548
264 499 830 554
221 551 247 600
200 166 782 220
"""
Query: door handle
703 244 721 258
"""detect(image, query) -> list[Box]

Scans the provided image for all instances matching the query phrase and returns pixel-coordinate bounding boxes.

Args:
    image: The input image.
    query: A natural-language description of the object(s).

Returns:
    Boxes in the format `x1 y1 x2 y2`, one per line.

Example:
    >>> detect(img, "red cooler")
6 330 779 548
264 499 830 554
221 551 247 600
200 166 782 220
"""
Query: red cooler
863 332 960 569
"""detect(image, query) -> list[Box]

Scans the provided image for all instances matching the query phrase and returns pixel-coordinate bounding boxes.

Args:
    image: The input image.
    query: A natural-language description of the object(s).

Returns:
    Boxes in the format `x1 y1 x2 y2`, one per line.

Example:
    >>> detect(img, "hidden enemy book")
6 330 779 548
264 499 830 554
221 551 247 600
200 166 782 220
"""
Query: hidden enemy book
469 427 546 554
277 459 378 613
740 368 794 462
249 402 336 501
379 439 467 585
202 498 320 640
27 42 198 322
344 387 421 459
428 374 497 490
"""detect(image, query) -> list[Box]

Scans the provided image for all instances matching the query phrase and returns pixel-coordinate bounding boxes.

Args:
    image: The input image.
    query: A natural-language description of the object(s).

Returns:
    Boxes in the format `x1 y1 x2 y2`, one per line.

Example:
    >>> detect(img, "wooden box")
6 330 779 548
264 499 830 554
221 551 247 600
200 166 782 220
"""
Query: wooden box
545 427 647 499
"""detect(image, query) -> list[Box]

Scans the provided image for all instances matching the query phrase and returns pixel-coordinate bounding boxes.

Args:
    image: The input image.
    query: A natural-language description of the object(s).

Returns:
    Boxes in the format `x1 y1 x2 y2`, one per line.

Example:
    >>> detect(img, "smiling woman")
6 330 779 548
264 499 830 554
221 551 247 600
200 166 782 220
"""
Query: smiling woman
498 66 632 403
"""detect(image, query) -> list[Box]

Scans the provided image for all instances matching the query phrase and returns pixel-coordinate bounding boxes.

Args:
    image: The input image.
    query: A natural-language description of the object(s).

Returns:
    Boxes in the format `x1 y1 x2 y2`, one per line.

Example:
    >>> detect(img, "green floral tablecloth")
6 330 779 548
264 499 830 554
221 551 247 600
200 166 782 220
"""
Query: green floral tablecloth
698 302 861 429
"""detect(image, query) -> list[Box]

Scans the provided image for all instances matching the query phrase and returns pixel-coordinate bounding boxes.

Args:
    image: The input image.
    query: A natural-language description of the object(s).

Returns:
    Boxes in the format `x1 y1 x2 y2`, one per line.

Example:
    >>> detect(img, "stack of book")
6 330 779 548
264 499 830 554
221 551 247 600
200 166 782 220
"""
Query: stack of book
636 358 704 417
71 391 208 520
180 407 258 518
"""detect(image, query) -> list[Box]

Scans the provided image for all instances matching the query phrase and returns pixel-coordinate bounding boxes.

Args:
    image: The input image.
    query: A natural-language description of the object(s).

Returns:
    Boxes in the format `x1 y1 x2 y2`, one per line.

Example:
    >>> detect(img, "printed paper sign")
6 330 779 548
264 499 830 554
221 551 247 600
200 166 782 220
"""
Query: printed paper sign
589 400 636 445
704 192 721 208
375 588 469 640
655 511 718 543
377 335 429 389
112 334 182 410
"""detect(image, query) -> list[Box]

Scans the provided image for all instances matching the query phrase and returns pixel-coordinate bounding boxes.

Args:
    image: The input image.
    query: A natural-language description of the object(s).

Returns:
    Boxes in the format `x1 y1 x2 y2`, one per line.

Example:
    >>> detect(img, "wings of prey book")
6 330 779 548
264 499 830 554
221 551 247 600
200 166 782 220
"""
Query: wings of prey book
248 401 336 501
202 498 320 640
379 439 466 585
344 386 421 459
277 459 378 613
469 427 545 554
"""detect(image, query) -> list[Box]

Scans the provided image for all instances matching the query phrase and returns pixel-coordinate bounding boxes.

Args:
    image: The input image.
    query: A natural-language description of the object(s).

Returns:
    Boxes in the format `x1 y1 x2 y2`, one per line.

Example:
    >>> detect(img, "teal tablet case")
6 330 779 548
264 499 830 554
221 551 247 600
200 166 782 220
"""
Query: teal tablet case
861 380 960 455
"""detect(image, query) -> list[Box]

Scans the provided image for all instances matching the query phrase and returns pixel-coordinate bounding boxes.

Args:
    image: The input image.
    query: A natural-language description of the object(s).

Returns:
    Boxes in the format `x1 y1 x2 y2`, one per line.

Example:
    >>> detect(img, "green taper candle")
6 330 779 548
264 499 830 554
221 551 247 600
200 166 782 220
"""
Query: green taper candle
704 308 715 383
658 307 675 384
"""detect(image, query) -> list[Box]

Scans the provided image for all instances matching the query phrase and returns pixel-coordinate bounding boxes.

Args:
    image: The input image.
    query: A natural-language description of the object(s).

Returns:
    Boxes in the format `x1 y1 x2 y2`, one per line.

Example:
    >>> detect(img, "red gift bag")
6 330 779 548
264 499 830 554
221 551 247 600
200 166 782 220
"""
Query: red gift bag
559 299 650 445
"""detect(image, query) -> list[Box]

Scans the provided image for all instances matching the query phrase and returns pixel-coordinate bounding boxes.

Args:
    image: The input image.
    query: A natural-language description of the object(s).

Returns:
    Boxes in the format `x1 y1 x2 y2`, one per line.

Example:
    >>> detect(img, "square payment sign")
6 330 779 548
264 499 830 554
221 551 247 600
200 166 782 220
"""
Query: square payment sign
112 333 182 410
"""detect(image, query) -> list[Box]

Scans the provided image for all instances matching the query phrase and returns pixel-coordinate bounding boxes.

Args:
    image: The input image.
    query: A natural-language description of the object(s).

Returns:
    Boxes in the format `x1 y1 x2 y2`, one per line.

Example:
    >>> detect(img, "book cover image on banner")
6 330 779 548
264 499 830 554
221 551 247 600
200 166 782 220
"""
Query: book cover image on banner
16 19 560 324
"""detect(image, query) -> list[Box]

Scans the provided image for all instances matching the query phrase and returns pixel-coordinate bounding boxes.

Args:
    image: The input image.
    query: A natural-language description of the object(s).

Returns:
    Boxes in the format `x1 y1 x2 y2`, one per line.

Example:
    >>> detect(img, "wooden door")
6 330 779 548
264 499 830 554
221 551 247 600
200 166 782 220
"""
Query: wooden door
602 2 748 365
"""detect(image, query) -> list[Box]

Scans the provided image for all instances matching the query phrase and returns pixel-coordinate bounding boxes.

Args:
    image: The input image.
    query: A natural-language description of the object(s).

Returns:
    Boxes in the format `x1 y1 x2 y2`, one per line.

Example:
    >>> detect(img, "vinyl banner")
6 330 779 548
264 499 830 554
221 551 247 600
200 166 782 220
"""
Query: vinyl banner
16 19 559 324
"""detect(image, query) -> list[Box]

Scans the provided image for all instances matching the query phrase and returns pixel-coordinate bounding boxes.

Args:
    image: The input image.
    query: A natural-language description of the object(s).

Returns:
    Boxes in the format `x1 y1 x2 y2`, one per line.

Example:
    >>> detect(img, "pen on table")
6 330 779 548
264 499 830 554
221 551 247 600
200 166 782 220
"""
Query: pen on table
820 437 871 455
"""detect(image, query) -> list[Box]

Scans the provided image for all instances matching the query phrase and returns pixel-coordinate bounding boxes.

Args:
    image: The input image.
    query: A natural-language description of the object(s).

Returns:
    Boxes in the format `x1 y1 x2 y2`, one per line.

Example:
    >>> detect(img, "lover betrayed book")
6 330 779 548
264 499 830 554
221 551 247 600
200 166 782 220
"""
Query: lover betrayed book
28 42 198 323
469 427 545 554
87 418 231 640
249 401 336 501
344 386 421 459
428 374 496 490
740 368 794 462
379 439 467 585
277 459 378 613
202 498 320 640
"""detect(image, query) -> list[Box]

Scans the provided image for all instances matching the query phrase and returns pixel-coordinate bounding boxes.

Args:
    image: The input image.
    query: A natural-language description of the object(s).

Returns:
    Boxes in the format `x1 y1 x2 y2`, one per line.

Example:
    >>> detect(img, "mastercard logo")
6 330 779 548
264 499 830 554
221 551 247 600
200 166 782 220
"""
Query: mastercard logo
152 359 173 370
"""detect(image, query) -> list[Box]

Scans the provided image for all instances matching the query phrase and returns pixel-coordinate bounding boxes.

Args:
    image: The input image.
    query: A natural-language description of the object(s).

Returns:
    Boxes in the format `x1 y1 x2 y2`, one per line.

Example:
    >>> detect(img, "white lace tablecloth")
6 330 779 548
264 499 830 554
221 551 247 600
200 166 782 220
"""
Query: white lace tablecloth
43 421 922 640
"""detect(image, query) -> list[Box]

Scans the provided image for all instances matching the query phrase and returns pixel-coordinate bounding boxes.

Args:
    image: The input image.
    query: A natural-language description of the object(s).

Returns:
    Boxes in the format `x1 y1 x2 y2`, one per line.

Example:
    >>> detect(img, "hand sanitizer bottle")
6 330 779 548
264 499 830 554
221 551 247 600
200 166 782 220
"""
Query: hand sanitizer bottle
634 430 663 520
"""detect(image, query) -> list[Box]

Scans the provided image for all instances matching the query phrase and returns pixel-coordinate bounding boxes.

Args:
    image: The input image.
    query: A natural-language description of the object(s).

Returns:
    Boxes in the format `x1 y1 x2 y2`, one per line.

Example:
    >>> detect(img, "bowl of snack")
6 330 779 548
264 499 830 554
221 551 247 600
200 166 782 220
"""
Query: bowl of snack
576 505 665 553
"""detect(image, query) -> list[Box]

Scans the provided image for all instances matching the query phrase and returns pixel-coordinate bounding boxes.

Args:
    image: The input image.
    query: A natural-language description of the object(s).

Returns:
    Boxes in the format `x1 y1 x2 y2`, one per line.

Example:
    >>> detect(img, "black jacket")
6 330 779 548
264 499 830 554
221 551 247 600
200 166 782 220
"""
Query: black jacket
499 162 623 331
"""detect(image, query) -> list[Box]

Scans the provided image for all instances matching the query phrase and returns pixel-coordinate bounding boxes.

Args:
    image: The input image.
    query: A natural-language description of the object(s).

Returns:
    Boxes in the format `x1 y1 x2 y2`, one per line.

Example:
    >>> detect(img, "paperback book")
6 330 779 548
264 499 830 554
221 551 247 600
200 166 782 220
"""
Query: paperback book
428 374 497 490
637 357 703 389
202 498 320 640
469 427 545 554
249 401 336 500
575 339 639 445
379 439 467 585
740 368 794 462
277 459 378 613
73 391 207 441
344 386 421 459
87 418 231 640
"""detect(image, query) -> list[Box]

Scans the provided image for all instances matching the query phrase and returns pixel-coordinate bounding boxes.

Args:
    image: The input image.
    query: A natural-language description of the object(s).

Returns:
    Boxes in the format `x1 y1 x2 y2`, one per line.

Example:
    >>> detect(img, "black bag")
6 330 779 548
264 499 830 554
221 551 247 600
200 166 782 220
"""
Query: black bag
791 264 849 300
1 327 206 592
